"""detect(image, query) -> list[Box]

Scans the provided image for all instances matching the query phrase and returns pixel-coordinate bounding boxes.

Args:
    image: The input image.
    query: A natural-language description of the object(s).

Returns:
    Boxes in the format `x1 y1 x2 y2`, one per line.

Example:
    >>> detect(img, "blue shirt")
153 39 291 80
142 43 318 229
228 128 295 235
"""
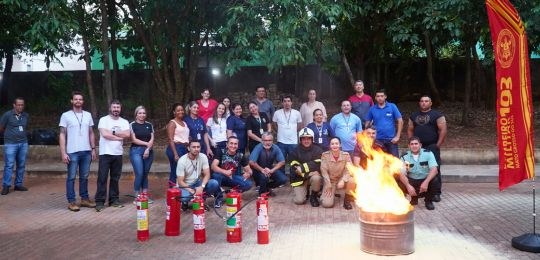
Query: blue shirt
306 122 334 151
249 143 285 168
366 102 402 140
329 113 362 152
184 116 206 146
226 115 247 151
400 148 438 180
0 109 29 144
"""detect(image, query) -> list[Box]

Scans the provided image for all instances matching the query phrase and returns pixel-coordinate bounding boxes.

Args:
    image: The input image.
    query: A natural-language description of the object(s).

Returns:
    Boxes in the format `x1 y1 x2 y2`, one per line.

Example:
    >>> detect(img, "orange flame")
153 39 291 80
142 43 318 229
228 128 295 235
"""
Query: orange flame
350 132 412 215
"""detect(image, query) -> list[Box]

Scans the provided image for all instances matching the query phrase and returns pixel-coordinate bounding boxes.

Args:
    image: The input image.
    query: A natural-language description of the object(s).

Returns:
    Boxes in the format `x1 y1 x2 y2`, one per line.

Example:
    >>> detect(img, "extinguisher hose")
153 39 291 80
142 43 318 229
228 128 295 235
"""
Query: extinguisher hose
212 196 259 222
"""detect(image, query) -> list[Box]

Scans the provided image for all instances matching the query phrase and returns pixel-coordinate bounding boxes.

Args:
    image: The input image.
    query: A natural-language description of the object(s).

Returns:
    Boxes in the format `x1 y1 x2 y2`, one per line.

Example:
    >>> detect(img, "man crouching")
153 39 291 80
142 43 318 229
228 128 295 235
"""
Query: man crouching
288 127 323 207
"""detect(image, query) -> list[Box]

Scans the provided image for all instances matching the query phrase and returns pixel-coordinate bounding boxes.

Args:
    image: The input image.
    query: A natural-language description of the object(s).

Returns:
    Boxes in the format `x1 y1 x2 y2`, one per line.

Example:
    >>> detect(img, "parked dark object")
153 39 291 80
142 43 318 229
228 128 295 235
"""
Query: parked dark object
30 129 58 145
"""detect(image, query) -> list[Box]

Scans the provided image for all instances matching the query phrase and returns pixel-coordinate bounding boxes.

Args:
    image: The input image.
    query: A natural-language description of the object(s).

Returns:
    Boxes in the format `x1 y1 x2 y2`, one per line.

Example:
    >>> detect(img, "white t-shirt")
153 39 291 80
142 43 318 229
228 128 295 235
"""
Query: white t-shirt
59 110 94 154
176 153 210 185
273 108 302 144
299 101 327 127
206 117 227 144
98 115 130 155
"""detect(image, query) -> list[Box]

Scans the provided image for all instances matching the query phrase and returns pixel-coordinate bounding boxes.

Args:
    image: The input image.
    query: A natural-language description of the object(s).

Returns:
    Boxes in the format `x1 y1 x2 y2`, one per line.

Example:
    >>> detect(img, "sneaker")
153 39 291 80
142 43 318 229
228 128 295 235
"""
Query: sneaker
214 198 223 208
410 197 418 205
95 204 105 212
181 202 189 212
433 194 441 202
80 199 96 208
425 201 435 210
1 186 9 195
110 201 124 208
68 202 80 212
14 186 28 191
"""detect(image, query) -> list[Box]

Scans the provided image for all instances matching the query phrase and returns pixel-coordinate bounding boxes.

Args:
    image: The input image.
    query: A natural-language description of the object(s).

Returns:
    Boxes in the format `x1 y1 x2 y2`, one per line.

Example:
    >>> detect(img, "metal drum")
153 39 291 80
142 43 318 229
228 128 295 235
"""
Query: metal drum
359 208 414 255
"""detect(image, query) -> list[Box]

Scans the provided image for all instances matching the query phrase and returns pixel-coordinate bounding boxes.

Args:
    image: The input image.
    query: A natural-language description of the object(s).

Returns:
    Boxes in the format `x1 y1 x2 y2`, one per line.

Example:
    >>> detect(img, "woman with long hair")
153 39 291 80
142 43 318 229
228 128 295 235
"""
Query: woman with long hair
246 101 271 152
185 101 209 155
129 106 154 202
221 97 231 119
205 103 228 157
165 103 189 186
197 88 219 123
226 103 248 152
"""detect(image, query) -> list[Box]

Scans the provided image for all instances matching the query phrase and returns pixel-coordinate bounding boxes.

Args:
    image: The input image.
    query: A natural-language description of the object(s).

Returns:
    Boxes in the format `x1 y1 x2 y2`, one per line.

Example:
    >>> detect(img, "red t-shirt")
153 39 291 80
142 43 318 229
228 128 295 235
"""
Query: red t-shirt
197 99 219 123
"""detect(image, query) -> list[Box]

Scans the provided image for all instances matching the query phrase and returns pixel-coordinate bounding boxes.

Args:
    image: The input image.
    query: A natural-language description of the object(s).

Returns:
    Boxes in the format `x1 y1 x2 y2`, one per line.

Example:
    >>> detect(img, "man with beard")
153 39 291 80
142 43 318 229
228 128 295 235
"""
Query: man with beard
59 92 97 211
95 100 130 212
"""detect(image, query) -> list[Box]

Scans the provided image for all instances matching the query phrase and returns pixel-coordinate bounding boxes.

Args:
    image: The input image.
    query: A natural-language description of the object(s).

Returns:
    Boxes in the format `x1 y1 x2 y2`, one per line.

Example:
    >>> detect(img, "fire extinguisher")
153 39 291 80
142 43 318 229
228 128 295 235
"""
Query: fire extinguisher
192 194 206 243
226 188 242 243
136 192 150 242
165 187 181 236
256 194 269 244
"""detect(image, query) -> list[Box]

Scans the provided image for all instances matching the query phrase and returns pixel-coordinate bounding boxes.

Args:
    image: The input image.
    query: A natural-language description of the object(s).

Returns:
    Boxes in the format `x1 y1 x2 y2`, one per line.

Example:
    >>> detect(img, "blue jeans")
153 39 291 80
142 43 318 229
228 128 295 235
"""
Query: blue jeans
66 150 92 203
378 139 399 157
180 179 220 203
211 172 252 192
129 146 154 194
253 169 287 194
3 142 29 188
165 144 188 185
276 142 297 161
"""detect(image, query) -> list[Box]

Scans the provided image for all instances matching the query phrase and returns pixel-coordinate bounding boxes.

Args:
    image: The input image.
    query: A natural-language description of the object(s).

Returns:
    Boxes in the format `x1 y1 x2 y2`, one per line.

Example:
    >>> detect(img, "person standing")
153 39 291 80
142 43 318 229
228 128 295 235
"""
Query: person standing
197 89 219 123
306 108 334 151
365 89 403 157
166 103 190 186
348 80 373 127
299 89 327 128
254 86 275 119
221 97 232 119
407 95 447 202
59 92 96 211
273 95 302 164
95 100 130 212
329 100 363 155
129 106 154 203
205 103 228 157
246 101 271 152
226 103 248 153
185 101 209 155
1 98 29 195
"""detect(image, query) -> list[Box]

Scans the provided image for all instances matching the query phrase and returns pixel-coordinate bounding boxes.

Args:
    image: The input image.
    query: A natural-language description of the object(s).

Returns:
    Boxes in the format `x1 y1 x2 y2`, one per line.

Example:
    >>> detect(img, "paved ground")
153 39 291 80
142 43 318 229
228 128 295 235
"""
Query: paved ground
0 175 539 259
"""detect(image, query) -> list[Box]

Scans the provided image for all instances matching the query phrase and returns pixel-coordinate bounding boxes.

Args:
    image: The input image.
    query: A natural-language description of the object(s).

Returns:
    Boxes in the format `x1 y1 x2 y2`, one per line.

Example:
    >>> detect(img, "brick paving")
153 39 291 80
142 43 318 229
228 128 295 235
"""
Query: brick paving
0 176 539 259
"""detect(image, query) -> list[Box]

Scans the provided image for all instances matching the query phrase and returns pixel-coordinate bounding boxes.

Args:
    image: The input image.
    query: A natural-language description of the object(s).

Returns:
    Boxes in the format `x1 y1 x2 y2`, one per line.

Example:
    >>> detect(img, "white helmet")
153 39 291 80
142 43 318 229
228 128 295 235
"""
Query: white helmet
298 127 314 140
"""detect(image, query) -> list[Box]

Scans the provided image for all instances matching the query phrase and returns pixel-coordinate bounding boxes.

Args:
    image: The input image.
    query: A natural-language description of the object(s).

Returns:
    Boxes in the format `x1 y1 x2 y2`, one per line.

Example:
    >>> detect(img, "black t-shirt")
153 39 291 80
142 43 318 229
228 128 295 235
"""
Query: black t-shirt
246 112 270 139
214 148 249 174
130 121 154 147
410 110 443 146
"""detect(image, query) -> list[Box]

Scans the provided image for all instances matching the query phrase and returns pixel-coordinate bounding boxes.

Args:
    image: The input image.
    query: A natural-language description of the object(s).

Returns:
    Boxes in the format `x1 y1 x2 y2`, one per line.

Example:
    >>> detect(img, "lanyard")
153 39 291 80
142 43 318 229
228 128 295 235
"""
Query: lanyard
73 110 83 135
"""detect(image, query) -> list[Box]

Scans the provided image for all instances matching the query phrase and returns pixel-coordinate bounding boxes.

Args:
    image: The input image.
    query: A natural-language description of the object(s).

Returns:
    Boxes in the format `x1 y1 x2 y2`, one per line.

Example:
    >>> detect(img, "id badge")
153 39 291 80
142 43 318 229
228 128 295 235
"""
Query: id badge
318 137 322 144
197 133 201 140
18 126 23 131
260 128 264 135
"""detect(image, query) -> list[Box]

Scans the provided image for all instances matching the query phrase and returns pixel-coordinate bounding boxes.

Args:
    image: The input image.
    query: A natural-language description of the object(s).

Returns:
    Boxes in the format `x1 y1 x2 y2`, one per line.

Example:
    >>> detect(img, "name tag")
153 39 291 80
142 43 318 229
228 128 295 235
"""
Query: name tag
18 126 24 131
197 133 201 140
318 138 322 144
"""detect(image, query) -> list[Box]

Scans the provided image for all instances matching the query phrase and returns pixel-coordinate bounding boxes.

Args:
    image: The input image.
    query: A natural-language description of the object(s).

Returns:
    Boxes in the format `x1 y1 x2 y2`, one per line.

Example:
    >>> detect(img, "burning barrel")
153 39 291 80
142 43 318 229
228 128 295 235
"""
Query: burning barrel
359 208 414 255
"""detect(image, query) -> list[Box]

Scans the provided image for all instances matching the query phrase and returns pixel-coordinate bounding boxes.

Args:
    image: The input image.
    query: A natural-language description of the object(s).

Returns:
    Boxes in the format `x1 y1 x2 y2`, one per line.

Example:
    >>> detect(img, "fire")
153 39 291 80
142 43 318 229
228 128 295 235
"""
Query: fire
349 132 412 215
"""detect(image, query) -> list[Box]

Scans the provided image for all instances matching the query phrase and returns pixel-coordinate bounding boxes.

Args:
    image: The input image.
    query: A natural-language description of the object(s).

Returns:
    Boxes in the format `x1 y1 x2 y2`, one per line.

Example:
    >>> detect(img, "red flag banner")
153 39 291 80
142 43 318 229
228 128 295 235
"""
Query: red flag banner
486 0 535 190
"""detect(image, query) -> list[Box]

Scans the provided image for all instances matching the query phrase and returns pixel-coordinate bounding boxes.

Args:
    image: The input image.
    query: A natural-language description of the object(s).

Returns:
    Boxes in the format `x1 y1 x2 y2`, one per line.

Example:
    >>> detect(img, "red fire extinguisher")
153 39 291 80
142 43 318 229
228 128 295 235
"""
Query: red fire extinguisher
136 192 150 242
192 194 206 243
226 189 242 243
165 187 181 236
256 194 269 244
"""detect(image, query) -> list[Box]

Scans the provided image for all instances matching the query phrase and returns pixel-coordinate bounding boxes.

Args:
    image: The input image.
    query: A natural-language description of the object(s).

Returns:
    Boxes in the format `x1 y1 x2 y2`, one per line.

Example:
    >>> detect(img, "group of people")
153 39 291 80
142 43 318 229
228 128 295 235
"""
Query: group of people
0 80 446 212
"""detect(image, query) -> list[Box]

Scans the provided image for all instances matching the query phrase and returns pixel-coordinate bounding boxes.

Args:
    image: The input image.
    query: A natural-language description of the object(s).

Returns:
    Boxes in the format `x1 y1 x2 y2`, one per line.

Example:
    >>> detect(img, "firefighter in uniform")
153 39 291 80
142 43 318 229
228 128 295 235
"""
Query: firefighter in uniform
288 127 323 207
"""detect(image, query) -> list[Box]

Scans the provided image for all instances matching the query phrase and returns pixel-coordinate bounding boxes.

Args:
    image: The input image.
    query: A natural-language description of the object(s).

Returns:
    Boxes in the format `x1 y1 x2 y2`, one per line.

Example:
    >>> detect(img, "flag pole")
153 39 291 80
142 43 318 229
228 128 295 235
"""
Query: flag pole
511 177 540 252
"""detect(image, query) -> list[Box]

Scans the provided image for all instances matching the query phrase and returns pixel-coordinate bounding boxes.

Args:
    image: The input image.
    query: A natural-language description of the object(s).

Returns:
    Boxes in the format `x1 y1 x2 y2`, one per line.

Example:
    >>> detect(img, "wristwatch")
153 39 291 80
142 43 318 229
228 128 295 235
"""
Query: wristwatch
112 130 116 136
201 184 206 188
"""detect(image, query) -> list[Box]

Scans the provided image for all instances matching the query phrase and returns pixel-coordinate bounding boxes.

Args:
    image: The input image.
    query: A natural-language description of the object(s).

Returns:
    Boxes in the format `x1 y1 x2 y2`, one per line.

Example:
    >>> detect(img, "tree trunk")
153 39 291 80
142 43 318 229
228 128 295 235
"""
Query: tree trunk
108 0 119 99
424 32 442 106
0 47 13 106
100 0 112 104
461 45 472 126
82 35 98 118
341 53 354 87
472 46 486 108
449 62 456 102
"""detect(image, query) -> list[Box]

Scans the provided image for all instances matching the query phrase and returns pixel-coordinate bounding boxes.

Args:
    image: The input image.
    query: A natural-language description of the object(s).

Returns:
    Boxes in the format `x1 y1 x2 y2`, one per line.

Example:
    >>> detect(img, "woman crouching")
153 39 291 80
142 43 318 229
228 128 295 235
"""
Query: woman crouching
320 137 356 210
